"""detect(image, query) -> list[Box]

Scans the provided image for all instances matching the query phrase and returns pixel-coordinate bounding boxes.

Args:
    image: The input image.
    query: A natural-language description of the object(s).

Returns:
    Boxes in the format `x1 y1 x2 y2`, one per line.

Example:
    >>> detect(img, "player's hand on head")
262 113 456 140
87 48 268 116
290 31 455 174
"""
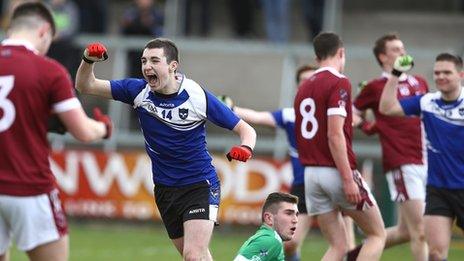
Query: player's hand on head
217 95 234 111
93 108 112 139
83 42 108 64
226 145 253 162
392 55 414 76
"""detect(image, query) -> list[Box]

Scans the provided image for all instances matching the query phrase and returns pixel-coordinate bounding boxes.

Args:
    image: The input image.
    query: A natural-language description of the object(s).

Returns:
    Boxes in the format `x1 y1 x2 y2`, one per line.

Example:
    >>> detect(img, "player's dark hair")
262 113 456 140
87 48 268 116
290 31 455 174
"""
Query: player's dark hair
144 38 180 64
435 53 463 71
261 192 298 222
373 33 400 67
313 32 343 60
296 64 318 84
9 2 56 36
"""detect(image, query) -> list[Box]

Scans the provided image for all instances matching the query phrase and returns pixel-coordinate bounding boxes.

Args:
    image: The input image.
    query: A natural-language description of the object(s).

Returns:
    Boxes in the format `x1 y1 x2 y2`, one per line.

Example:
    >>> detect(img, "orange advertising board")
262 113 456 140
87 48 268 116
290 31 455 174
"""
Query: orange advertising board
51 150 293 225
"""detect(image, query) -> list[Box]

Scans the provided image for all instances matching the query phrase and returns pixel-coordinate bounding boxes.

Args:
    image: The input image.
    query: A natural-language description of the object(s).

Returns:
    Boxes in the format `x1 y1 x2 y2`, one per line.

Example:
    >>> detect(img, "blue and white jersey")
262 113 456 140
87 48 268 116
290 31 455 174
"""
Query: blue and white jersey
271 108 304 185
400 89 464 189
110 74 240 186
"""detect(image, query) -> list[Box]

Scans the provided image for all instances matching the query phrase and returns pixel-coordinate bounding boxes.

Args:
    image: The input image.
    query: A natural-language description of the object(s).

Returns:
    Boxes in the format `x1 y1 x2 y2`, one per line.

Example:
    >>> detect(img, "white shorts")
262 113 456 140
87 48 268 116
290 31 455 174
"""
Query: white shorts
304 166 377 216
0 189 68 253
385 164 427 202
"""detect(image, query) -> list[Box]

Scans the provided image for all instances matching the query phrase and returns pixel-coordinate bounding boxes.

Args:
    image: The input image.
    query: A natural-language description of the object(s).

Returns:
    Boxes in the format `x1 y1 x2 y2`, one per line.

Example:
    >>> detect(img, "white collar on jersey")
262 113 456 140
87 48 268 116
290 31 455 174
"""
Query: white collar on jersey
381 71 408 81
1 39 39 54
314 66 346 78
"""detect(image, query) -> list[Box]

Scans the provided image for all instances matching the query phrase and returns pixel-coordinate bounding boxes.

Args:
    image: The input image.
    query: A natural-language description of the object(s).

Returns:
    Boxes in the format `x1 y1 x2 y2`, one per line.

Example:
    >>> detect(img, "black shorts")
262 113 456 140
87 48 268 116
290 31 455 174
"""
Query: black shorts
425 185 464 230
290 183 308 214
154 181 221 239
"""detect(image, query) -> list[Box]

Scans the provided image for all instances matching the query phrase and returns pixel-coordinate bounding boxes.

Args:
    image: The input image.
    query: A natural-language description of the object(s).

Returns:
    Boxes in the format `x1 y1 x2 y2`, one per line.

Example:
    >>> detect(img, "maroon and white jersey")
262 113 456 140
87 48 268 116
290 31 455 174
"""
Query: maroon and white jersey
354 72 428 172
0 39 80 196
294 67 356 169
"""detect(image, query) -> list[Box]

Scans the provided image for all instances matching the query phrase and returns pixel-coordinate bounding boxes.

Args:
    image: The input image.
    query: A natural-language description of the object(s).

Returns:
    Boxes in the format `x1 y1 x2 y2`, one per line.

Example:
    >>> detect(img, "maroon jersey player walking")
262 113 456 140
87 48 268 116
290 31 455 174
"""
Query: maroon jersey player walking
294 32 386 260
0 3 111 261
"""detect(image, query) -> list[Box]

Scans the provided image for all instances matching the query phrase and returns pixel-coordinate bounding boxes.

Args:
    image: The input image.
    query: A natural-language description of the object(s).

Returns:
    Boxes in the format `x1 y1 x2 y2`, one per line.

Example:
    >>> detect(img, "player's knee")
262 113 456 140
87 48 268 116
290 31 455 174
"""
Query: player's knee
410 230 426 244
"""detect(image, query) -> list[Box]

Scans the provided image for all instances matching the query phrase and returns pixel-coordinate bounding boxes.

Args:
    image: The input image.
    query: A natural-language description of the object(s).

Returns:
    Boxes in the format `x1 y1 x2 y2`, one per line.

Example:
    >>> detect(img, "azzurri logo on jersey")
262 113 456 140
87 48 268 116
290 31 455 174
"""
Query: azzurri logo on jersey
179 108 189 120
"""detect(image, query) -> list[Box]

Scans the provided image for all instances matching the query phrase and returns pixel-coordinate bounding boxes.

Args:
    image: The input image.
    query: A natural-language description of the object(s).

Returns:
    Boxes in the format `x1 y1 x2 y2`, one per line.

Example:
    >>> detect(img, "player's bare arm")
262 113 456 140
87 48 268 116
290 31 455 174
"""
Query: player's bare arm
217 95 277 128
232 119 257 150
234 107 277 128
75 43 112 99
57 108 108 142
327 115 361 204
378 76 405 116
379 55 414 116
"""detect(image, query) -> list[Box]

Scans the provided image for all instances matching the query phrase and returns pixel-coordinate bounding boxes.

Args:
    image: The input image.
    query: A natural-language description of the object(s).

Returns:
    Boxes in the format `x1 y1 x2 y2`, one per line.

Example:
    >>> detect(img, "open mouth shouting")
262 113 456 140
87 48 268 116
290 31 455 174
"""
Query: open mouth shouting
145 72 158 87
290 226 296 234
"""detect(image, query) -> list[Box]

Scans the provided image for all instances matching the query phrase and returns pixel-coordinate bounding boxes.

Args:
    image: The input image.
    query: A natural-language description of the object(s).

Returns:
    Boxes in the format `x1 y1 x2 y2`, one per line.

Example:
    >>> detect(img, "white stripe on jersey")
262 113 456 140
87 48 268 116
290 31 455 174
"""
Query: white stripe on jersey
327 107 347 117
281 108 295 123
52 98 81 113
420 90 464 126
132 80 208 131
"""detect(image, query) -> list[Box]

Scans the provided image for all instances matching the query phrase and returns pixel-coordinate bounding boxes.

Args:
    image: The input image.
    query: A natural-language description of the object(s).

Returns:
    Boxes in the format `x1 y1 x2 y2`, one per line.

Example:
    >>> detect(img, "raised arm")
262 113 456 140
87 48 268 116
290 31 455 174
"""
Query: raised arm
379 55 414 116
75 43 112 99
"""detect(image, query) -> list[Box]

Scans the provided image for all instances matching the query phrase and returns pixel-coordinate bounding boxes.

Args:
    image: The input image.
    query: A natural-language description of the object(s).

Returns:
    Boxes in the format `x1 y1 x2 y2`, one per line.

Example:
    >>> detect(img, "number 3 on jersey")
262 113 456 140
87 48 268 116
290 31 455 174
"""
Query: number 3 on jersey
0 75 15 132
299 98 318 139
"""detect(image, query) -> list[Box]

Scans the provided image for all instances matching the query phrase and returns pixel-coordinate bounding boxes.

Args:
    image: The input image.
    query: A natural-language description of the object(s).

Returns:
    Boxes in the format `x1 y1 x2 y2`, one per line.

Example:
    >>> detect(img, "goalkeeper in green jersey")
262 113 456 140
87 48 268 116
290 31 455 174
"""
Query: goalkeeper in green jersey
234 192 299 261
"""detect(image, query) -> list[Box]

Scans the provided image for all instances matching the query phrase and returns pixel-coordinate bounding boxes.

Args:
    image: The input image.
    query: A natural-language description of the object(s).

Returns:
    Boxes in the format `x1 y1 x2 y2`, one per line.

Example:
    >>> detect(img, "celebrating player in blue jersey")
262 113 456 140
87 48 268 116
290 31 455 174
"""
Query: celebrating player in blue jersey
75 38 256 260
380 53 464 261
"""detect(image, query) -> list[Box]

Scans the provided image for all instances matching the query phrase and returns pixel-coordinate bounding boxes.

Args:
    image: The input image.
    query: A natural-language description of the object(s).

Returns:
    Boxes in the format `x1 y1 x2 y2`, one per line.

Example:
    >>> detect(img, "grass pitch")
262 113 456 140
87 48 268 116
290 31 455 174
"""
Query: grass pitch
9 221 464 260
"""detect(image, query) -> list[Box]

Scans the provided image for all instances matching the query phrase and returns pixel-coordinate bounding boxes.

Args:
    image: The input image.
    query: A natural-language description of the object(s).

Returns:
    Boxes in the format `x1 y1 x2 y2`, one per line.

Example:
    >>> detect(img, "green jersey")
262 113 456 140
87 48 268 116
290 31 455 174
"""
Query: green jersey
234 224 285 261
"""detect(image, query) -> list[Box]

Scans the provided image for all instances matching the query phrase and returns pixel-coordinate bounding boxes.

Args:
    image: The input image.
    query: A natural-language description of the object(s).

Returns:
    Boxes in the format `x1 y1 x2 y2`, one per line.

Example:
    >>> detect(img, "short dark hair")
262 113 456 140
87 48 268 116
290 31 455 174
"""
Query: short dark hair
261 192 298 222
9 2 56 36
296 64 318 84
435 53 463 71
313 32 343 60
373 33 400 66
144 38 179 64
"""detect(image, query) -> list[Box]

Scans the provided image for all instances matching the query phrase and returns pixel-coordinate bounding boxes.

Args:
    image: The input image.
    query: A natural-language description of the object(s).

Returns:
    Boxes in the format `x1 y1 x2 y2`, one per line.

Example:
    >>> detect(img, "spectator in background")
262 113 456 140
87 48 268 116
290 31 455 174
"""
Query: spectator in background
228 0 256 38
120 0 164 78
301 0 324 41
47 0 80 79
75 0 108 33
184 0 211 37
261 0 290 43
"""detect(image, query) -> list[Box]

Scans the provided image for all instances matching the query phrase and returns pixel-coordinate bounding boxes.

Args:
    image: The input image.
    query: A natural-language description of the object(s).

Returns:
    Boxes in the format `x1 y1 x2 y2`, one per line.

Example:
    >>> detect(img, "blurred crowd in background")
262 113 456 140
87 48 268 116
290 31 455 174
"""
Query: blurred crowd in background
0 0 328 77
0 0 463 83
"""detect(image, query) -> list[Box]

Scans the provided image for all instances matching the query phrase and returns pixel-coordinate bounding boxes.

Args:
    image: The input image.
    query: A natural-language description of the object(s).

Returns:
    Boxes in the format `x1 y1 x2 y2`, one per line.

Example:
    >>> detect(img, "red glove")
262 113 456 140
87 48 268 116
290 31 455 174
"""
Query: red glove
360 120 378 136
93 108 112 139
226 145 253 162
83 42 108 64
